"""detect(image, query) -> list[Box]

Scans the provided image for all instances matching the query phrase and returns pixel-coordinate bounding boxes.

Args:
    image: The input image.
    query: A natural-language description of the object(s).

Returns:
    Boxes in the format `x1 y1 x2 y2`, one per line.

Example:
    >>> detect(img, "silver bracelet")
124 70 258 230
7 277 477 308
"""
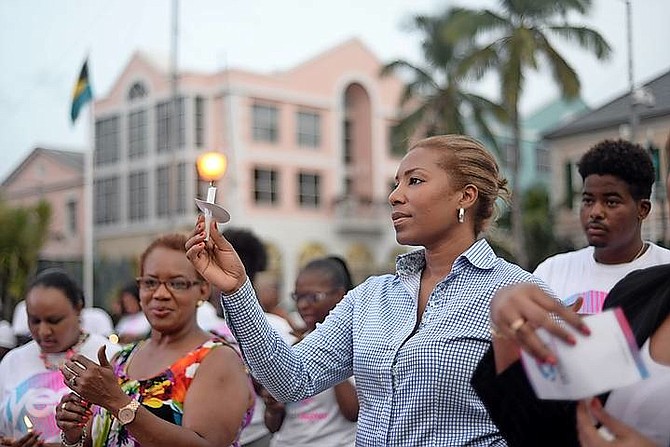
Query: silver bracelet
60 429 86 447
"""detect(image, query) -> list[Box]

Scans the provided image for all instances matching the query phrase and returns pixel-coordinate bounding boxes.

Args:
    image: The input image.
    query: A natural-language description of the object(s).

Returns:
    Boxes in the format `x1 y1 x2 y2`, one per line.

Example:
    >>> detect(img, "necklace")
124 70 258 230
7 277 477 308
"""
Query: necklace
39 332 90 371
631 242 648 262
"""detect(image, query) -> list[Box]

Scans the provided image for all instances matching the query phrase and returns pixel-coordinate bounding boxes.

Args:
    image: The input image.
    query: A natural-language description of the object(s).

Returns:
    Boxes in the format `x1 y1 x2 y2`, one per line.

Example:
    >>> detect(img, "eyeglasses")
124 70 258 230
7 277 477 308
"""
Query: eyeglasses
290 290 335 304
136 277 202 293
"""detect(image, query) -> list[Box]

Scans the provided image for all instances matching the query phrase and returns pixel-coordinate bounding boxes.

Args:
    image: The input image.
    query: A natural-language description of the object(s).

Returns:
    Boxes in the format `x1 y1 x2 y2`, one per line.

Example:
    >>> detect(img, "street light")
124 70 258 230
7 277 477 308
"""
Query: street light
195 152 230 240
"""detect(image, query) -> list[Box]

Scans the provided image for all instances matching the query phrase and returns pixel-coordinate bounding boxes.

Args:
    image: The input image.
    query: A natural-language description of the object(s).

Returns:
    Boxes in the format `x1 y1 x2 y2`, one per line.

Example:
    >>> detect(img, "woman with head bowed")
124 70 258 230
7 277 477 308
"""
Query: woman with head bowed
186 135 548 445
55 234 254 447
0 269 119 446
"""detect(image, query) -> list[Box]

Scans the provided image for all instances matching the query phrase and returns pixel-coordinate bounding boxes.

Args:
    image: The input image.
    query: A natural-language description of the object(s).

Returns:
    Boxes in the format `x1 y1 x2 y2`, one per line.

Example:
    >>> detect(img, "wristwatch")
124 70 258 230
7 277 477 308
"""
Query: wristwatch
117 399 140 425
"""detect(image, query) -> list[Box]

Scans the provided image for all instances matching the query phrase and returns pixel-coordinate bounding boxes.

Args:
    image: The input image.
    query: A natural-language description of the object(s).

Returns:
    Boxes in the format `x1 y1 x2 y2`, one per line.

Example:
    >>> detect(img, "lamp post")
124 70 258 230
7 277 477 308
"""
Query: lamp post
195 152 230 240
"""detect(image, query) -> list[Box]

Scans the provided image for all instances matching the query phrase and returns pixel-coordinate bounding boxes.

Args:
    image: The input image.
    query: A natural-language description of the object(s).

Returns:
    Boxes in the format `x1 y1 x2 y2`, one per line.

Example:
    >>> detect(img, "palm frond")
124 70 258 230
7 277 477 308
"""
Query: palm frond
548 25 612 60
535 33 580 97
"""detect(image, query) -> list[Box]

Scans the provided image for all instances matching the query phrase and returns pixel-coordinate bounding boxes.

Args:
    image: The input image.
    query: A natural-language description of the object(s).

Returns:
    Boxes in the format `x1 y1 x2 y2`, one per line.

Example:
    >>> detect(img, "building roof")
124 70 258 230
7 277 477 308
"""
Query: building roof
544 67 670 139
524 97 589 133
1 147 84 187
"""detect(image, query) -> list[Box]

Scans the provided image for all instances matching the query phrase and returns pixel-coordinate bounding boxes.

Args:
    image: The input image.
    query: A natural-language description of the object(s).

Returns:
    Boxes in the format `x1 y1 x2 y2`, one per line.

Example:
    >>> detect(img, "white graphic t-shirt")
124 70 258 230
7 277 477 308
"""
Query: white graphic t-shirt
0 334 120 442
534 242 670 313
270 379 357 447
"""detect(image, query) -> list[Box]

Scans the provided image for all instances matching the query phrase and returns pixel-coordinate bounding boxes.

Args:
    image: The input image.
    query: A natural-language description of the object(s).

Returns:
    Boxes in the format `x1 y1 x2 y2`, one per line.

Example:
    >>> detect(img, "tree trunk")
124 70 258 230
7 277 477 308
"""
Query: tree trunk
510 108 528 269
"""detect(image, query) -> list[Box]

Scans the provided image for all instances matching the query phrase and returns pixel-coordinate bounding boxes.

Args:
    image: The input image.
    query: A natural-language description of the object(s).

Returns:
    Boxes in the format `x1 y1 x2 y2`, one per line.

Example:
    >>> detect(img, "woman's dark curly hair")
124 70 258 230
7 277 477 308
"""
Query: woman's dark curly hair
577 139 655 200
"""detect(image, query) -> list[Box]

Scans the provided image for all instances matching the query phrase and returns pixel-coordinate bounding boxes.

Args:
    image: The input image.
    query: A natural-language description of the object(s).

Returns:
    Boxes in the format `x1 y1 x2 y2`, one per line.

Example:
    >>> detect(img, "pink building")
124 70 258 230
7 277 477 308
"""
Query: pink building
92 38 409 291
1 147 86 273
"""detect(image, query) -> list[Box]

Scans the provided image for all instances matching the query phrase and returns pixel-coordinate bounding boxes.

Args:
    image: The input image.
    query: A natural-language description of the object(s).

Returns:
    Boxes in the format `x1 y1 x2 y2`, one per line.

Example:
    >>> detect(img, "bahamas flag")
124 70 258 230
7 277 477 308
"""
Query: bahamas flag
70 59 93 124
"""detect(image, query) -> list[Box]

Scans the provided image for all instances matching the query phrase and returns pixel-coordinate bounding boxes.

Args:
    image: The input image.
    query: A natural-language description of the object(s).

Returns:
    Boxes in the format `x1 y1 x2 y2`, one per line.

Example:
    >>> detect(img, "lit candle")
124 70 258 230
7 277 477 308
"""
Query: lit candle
23 415 33 432
204 183 217 241
196 152 228 241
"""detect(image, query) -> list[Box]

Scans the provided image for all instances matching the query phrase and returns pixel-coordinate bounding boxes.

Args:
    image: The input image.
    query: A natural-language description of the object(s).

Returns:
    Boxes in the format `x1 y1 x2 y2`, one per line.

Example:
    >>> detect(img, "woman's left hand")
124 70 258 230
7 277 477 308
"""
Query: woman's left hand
60 346 128 410
55 392 91 437
576 399 657 446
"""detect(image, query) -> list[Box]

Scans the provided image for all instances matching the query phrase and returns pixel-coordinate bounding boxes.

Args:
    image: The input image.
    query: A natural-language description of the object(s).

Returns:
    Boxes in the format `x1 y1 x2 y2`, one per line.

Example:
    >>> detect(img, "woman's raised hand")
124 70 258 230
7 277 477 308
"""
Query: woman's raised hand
185 215 247 294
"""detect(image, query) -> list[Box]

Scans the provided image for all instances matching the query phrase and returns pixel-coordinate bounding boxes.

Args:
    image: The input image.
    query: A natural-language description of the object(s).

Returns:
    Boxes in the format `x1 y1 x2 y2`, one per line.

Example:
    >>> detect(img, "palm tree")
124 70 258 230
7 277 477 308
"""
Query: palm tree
450 0 611 267
381 9 507 155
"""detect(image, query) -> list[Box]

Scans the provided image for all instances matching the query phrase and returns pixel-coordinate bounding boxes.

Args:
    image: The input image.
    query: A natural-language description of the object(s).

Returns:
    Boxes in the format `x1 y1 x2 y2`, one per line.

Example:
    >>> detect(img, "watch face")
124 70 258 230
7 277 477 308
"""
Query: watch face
119 407 135 424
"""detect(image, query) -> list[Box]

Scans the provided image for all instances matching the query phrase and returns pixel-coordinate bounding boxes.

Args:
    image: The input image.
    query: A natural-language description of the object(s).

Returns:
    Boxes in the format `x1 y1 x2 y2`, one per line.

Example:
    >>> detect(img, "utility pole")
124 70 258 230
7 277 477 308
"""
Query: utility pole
168 0 180 229
625 0 638 142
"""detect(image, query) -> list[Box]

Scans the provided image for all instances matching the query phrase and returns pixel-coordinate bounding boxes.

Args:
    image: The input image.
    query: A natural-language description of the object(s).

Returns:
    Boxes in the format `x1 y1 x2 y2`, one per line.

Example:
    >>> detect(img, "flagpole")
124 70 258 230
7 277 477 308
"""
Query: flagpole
83 72 94 308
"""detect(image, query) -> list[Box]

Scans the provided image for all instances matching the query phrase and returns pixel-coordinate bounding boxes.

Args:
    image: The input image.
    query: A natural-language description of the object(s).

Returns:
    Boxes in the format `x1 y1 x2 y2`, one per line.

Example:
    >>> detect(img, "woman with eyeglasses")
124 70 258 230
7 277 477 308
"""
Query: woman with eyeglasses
260 256 358 446
54 233 254 447
186 135 548 445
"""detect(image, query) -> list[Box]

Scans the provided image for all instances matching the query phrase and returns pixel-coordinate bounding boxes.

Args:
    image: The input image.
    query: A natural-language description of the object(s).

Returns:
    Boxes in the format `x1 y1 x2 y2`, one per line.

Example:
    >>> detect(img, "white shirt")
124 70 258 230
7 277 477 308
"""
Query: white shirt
533 242 670 313
0 334 120 442
605 339 670 446
270 380 356 447
239 313 296 445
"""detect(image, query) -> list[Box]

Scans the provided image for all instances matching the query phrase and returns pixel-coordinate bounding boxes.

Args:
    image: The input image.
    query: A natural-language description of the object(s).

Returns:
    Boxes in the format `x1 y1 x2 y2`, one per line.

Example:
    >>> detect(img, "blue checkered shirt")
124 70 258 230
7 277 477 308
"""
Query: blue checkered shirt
222 239 545 446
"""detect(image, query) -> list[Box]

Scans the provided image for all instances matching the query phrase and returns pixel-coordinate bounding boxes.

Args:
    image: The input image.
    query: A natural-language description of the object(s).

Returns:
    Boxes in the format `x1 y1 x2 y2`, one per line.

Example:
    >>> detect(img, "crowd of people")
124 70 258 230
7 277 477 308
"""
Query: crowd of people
0 133 669 446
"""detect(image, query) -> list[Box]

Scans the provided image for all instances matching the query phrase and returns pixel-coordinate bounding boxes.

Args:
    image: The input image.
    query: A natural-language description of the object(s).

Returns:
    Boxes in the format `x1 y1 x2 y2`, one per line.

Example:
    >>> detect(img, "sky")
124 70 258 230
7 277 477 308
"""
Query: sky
1 0 670 181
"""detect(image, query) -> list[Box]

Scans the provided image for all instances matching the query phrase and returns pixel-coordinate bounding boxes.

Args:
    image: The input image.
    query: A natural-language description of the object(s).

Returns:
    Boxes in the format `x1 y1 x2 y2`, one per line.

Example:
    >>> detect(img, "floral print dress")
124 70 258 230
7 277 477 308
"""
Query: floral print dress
91 338 253 447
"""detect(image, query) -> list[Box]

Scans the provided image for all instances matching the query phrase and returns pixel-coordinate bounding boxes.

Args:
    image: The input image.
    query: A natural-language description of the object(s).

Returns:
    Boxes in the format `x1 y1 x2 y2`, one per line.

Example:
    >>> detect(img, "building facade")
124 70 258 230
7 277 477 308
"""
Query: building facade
1 147 86 281
543 69 670 247
92 38 408 295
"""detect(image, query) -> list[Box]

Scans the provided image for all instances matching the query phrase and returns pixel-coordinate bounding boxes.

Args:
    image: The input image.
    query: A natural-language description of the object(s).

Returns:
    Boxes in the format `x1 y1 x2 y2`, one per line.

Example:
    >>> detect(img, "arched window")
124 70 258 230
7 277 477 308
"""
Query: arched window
127 82 148 101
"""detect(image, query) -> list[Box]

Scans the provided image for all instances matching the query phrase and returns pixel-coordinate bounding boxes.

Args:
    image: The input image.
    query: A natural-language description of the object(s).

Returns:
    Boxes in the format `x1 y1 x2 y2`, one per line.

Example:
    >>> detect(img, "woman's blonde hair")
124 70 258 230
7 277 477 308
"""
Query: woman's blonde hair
410 134 510 235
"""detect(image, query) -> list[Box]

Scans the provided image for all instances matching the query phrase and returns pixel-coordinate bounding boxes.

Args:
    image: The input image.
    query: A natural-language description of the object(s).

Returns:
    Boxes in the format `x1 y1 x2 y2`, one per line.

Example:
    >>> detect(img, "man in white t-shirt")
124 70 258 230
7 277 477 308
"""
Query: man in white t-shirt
534 139 670 313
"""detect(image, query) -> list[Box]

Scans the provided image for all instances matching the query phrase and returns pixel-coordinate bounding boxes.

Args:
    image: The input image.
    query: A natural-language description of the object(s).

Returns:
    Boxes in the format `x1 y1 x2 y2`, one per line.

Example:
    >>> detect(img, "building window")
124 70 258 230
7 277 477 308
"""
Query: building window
128 171 148 222
94 116 120 165
128 109 147 159
298 172 321 208
156 165 170 217
253 168 279 204
156 98 185 153
94 176 119 225
66 199 77 234
536 143 550 173
252 104 278 142
389 124 407 157
564 162 574 209
343 120 353 164
127 82 148 101
176 162 188 214
297 111 321 147
195 96 205 147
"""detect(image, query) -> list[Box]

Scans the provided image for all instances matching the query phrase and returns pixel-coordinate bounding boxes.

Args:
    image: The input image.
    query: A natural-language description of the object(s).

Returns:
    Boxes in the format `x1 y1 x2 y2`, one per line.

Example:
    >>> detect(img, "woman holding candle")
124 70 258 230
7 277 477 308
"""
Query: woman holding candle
185 134 549 445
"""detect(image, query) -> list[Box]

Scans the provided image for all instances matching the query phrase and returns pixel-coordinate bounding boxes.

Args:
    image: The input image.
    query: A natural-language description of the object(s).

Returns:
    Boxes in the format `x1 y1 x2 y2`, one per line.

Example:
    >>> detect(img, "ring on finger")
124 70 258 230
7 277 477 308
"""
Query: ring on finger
64 364 78 377
61 402 67 411
68 376 77 387
509 317 527 333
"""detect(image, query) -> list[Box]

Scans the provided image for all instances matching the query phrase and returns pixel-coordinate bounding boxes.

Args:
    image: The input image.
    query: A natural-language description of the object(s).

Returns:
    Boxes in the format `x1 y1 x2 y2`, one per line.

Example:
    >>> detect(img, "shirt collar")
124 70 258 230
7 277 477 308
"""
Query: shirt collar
396 238 498 277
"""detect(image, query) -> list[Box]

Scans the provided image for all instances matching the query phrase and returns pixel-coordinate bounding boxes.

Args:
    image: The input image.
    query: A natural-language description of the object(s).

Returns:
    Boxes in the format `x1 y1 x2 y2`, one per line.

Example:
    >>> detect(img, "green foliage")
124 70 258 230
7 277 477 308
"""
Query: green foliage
381 8 508 155
447 0 610 267
490 185 574 270
0 198 52 320
521 184 574 270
